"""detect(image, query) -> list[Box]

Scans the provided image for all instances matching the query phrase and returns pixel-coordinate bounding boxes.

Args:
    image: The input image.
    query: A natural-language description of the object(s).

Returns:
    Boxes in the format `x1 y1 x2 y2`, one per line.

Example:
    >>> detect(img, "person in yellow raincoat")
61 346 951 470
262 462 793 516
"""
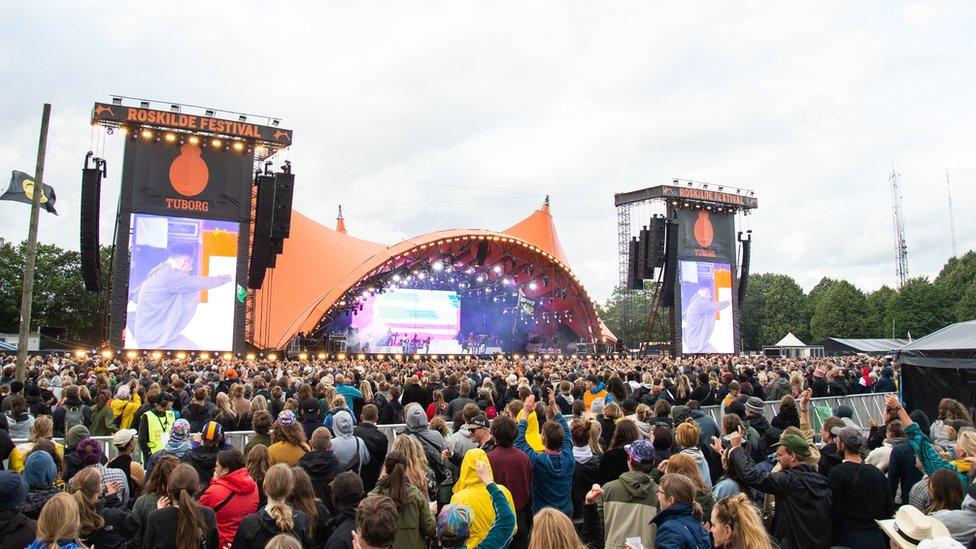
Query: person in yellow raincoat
111 385 141 430
515 406 544 452
450 449 517 548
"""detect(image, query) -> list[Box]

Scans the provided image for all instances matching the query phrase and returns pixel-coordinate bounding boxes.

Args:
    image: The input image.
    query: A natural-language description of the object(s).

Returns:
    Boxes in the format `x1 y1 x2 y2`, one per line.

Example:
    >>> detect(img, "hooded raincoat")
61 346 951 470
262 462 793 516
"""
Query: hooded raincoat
330 410 369 475
199 467 260 548
449 449 517 548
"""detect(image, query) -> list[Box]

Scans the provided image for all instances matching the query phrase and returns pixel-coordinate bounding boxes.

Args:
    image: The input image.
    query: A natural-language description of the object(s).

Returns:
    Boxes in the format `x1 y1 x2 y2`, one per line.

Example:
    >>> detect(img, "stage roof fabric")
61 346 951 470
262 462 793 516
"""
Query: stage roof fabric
897 320 976 369
252 199 612 349
822 337 909 354
774 332 807 347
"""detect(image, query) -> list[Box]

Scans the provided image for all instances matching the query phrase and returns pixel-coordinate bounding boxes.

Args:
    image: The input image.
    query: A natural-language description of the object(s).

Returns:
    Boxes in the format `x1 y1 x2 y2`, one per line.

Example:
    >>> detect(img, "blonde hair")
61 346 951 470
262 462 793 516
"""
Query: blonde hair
666 452 708 492
30 415 54 442
391 435 429 499
712 493 773 549
603 402 622 421
675 420 701 449
660 473 703 520
70 467 105 537
528 507 585 549
359 381 373 404
216 392 237 418
588 420 603 456
250 395 269 414
265 534 302 549
957 428 976 460
264 464 295 531
35 492 84 549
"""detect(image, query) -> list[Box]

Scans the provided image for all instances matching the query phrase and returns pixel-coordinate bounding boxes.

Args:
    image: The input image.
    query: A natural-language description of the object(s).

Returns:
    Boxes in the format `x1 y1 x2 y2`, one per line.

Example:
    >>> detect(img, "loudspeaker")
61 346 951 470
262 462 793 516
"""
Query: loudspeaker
660 218 679 307
247 174 276 289
80 166 102 292
475 241 490 266
627 237 641 290
646 216 667 276
637 225 649 282
271 172 295 240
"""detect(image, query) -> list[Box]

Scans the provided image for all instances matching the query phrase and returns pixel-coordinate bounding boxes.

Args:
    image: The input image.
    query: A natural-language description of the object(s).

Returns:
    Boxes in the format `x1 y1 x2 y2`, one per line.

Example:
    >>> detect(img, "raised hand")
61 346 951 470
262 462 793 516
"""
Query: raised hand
585 483 604 505
711 435 724 456
475 460 493 485
885 393 901 411
729 426 743 448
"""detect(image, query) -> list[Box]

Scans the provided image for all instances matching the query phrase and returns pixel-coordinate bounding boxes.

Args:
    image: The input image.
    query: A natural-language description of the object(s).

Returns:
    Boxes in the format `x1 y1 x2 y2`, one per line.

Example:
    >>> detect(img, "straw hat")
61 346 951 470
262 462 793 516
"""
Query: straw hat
877 505 951 548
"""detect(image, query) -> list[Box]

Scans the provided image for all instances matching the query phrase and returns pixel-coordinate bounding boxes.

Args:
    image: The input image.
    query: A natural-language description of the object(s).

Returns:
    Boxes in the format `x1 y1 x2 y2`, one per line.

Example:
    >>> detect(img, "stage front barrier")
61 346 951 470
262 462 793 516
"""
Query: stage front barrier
699 392 888 436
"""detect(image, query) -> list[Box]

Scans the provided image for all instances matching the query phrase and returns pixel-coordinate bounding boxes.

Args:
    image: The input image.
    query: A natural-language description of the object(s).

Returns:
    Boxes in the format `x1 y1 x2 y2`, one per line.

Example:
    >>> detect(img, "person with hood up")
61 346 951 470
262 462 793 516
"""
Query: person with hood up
448 449 517 548
438 460 516 549
727 431 832 549
446 404 482 458
144 418 192 480
62 425 94 483
331 410 370 476
675 420 712 489
515 392 575 515
582 439 660 549
0 470 35 549
110 385 140 430
873 367 897 393
583 375 613 412
17 451 60 520
324 471 364 549
766 369 792 401
199 448 260 548
299 428 345 514
184 421 229 486
403 402 447 465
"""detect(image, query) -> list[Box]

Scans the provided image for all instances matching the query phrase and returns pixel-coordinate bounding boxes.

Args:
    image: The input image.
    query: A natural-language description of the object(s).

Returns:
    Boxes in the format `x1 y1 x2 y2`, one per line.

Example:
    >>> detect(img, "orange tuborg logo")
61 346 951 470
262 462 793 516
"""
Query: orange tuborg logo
693 211 714 247
168 144 209 196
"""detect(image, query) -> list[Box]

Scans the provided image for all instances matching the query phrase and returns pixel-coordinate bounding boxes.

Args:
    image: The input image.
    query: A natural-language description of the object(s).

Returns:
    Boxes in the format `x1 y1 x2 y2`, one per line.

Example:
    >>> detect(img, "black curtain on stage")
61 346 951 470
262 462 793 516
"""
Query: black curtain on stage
901 365 976 421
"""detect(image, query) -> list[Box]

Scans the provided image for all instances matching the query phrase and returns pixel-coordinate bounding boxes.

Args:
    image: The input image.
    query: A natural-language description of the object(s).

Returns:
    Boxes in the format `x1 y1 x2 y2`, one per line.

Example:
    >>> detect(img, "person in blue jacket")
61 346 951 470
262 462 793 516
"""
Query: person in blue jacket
515 391 575 515
436 460 515 549
652 473 711 549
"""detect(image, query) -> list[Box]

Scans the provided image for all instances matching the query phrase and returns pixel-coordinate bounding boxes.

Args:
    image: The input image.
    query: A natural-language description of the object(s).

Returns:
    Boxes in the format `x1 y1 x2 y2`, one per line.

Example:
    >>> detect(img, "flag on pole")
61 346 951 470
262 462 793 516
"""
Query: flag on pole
0 170 57 215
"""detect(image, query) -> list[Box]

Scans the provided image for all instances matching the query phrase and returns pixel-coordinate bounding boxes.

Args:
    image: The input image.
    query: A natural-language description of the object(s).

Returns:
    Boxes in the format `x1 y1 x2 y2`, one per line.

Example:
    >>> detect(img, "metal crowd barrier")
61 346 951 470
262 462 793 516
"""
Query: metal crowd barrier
700 392 888 434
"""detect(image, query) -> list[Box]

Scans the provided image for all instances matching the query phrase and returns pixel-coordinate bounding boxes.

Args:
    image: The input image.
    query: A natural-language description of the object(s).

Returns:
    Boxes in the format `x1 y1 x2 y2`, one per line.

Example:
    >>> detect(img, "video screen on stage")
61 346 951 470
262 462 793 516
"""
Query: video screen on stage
350 289 461 353
679 260 734 354
124 213 240 351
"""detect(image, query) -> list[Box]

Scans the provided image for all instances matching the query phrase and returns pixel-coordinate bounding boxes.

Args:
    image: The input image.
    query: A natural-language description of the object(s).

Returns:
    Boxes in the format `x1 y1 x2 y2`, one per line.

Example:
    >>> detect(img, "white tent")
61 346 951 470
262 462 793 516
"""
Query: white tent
762 332 823 358
775 332 807 347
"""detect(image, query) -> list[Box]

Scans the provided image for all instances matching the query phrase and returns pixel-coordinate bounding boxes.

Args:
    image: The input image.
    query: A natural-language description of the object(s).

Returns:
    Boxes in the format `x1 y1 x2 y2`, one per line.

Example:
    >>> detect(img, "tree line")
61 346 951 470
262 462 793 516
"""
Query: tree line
600 250 976 351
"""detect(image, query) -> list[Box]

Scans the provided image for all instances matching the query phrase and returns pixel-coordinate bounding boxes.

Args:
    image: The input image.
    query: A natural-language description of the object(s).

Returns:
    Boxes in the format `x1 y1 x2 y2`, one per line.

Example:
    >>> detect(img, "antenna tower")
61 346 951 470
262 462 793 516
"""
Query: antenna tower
890 167 909 287
946 169 957 258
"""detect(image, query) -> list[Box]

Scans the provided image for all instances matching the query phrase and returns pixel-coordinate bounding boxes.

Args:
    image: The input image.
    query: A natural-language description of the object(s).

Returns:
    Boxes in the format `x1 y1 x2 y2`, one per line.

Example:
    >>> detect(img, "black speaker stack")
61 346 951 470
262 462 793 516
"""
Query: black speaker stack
626 215 667 290
80 152 106 292
247 162 295 289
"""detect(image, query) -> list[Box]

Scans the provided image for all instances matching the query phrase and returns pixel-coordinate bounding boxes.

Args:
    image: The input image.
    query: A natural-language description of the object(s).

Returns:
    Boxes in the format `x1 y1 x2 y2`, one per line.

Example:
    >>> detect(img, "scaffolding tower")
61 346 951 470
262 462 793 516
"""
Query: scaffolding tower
890 168 909 288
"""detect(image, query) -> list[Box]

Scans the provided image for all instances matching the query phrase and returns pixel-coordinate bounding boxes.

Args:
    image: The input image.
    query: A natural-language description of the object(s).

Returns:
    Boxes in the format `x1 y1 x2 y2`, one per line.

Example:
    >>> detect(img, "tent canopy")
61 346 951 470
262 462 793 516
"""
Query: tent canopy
822 337 908 355
897 320 976 369
774 332 806 347
897 320 976 421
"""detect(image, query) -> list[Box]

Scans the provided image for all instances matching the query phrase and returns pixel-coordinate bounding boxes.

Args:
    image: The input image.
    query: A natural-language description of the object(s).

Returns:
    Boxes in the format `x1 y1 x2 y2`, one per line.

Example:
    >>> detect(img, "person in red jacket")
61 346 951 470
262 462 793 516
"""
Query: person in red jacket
199 448 260 547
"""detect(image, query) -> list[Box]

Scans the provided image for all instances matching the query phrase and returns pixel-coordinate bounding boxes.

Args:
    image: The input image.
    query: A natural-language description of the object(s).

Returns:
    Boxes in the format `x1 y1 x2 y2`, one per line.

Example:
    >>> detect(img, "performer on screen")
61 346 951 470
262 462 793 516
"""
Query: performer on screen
132 243 232 349
683 285 731 353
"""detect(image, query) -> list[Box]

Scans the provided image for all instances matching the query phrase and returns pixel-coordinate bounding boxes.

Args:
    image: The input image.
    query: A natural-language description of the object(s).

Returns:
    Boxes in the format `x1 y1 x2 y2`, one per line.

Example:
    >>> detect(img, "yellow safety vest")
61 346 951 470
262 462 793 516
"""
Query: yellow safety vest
146 410 176 454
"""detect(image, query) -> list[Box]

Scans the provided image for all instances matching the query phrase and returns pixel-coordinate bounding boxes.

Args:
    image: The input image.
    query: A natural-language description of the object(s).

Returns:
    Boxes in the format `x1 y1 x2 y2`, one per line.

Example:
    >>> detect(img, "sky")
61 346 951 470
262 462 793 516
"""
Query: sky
1 1 974 305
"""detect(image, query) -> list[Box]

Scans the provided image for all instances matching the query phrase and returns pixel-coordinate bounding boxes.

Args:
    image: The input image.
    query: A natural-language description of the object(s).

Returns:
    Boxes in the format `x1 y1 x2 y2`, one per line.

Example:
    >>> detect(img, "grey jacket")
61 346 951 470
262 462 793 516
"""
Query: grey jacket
330 410 370 474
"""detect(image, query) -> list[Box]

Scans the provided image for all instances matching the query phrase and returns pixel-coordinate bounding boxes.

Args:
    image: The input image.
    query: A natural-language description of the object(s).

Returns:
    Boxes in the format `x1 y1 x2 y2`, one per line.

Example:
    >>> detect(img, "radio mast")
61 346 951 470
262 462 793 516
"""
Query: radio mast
890 167 909 288
946 169 957 258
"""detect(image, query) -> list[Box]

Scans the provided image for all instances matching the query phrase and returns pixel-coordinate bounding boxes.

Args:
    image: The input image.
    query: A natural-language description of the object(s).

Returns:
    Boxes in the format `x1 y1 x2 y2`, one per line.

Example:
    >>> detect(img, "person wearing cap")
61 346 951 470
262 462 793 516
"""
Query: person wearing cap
439 459 515 549
582 438 660 548
878 505 954 549
137 392 176 461
743 396 783 461
727 430 832 549
324 471 365 549
828 425 894 548
0 470 35 549
184 420 229 485
448 449 517 547
107 428 146 498
583 375 613 413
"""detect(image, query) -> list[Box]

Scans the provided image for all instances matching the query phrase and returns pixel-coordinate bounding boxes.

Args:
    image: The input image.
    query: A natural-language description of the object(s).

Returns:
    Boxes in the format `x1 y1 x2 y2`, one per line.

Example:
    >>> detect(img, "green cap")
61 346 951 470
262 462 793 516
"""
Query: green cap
771 434 811 457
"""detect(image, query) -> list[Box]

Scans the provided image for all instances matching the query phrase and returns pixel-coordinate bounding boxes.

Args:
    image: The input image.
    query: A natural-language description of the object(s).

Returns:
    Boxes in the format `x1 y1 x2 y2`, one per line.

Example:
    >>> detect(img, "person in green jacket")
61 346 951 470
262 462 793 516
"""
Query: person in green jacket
369 450 436 549
582 439 660 549
437 460 515 549
88 391 117 437
886 393 976 488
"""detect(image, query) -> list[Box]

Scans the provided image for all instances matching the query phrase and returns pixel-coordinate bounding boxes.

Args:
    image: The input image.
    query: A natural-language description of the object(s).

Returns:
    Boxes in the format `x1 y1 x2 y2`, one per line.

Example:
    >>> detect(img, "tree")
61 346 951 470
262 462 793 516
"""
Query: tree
757 274 808 346
809 280 868 341
934 250 976 322
739 273 776 352
804 277 840 330
889 277 952 339
865 285 897 337
599 283 670 348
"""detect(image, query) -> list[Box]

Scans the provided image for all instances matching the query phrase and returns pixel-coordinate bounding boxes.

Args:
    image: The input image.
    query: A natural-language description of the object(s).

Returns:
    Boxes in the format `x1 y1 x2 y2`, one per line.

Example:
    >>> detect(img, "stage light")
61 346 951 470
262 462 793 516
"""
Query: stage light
317 352 327 359
199 352 210 360
272 119 280 127
126 350 137 359
493 265 502 274
432 260 444 271
186 136 200 146
140 101 150 108
448 355 455 360
417 272 426 280
357 354 366 361
476 275 485 283
528 282 538 290
255 145 267 154
232 142 244 151
170 104 180 113
413 354 421 361
176 352 187 360
246 353 256 360
205 109 215 117
100 349 113 359
376 354 385 360
112 97 122 105
141 129 153 139
164 133 176 142
151 351 163 360
211 138 222 148
337 353 346 360
238 115 247 122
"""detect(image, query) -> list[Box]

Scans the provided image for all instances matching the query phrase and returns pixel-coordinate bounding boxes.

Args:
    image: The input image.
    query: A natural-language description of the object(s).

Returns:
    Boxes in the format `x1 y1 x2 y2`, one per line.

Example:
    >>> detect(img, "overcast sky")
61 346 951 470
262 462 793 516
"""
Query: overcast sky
2 2 974 304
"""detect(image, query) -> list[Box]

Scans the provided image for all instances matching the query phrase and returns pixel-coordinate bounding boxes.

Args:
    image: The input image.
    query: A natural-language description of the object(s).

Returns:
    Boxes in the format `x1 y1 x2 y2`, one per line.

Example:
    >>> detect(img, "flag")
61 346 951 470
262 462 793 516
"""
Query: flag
0 170 57 215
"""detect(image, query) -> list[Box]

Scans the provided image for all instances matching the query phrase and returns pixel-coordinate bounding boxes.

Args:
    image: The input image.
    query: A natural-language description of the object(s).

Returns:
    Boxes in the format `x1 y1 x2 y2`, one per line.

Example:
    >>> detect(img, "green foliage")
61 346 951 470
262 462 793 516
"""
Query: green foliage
889 277 952 339
809 280 868 341
865 286 897 337
757 274 808 346
934 251 976 322
739 273 776 351
599 283 670 347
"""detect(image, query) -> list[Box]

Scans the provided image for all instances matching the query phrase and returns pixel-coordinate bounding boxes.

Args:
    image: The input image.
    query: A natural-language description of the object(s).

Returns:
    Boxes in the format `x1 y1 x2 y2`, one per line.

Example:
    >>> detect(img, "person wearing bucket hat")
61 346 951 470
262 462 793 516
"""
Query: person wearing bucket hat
0 470 35 548
878 505 953 549
828 425 893 548
727 429 832 549
143 418 192 481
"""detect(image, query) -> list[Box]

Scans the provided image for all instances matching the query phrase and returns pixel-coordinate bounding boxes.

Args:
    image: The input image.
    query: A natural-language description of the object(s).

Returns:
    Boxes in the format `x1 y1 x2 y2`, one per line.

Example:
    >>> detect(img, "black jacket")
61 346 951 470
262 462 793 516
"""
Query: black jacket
811 378 828 398
730 447 832 549
80 496 140 549
401 384 430 409
183 444 222 486
374 394 403 425
818 442 843 478
571 455 600 521
353 423 389 493
887 440 922 506
0 508 35 549
597 448 629 486
17 486 61 520
829 461 894 538
231 507 309 549
52 397 92 437
324 507 356 549
299 449 345 514
746 414 782 460
143 505 219 549
182 402 214 433
770 406 800 430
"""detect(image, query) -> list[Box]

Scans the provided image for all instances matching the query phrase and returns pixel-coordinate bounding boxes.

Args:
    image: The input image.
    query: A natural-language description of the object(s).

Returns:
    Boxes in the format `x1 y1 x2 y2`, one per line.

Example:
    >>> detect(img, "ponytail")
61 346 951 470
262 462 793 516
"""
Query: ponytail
176 488 206 549
263 464 296 532
659 473 703 521
377 452 410 510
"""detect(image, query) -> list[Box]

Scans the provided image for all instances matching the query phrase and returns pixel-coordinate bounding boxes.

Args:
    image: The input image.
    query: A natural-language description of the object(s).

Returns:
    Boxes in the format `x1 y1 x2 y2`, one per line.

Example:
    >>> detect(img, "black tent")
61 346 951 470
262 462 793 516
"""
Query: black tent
821 337 908 355
896 320 976 420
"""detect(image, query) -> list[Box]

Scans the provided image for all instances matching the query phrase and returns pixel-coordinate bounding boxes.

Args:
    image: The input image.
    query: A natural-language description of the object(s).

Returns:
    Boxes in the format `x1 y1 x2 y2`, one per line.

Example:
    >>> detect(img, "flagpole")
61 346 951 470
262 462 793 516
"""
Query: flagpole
15 103 51 382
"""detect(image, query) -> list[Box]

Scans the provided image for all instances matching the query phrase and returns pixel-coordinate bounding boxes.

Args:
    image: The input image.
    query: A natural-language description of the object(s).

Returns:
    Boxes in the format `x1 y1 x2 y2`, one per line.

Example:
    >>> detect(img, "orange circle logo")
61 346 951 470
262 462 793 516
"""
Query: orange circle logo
168 144 209 197
693 211 714 247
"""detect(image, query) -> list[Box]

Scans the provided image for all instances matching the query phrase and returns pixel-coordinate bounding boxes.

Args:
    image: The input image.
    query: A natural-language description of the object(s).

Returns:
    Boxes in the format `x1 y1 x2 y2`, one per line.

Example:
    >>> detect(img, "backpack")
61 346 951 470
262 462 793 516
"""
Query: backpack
65 405 84 432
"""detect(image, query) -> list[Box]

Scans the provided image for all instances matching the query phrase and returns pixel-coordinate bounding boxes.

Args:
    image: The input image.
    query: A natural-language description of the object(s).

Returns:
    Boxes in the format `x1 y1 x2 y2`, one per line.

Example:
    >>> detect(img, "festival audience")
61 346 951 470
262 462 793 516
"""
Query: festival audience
198 448 260 547
143 463 219 549
231 463 309 547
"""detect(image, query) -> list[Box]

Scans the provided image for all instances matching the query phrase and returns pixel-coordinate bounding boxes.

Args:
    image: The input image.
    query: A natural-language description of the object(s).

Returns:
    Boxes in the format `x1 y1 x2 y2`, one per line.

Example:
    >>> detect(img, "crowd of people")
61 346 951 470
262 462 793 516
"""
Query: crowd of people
0 351 972 549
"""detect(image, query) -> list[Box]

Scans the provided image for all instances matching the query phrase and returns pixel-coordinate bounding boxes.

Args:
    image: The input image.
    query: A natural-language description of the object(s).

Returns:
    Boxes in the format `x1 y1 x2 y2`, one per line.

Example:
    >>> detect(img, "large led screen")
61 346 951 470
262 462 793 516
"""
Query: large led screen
124 213 240 350
679 260 734 354
350 289 461 353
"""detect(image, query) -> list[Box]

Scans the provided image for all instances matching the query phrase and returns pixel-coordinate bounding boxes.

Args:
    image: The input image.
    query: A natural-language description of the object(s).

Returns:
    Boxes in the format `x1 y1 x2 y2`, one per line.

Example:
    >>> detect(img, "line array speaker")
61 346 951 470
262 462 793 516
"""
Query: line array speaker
247 174 276 289
80 158 103 292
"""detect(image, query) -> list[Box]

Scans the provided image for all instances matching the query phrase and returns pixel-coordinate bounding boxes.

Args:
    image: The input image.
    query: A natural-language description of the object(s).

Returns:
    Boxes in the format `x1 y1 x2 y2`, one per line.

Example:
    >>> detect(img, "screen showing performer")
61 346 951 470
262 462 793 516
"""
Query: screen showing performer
124 213 239 351
679 260 733 354
350 288 461 353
